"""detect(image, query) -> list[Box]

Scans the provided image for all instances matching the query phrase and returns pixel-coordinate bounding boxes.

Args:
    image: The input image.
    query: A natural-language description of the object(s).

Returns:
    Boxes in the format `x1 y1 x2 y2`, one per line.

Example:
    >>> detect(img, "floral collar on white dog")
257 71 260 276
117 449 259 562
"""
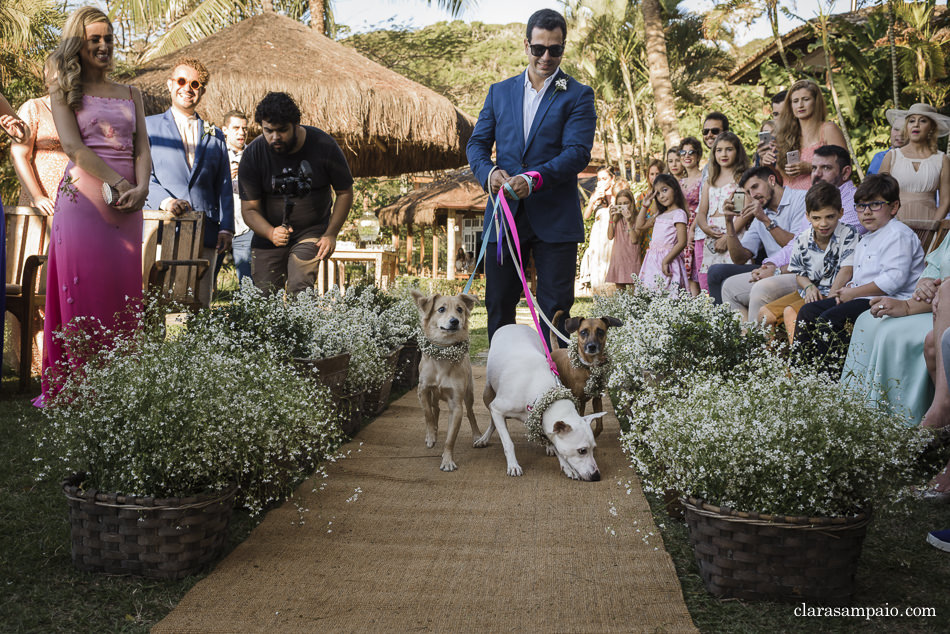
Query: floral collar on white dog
416 328 469 363
568 334 611 399
524 385 580 446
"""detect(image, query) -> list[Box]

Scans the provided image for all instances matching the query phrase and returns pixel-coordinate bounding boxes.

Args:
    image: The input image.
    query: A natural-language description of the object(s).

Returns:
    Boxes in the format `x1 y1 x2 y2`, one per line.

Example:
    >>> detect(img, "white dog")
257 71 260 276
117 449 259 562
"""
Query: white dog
478 324 604 480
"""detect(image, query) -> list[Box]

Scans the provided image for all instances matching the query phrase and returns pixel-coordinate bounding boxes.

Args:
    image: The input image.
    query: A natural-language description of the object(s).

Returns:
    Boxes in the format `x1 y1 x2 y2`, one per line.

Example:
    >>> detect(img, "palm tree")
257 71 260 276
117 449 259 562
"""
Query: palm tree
893 0 950 103
640 0 680 149
110 0 474 61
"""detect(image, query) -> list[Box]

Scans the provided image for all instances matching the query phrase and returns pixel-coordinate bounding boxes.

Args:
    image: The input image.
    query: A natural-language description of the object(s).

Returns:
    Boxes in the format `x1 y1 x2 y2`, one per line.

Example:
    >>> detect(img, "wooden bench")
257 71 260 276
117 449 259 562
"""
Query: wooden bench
142 210 210 312
4 206 52 391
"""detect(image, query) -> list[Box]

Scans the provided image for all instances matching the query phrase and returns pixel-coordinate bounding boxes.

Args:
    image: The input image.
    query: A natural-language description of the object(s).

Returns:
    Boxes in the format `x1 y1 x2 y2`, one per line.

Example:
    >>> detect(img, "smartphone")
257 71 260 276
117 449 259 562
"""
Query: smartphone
757 131 774 145
732 190 745 211
786 150 800 165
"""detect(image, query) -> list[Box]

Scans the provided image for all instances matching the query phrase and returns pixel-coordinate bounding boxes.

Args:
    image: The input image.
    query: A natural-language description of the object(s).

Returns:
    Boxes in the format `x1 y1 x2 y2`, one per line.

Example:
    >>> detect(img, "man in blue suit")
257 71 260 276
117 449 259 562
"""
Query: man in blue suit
146 57 234 308
467 9 596 343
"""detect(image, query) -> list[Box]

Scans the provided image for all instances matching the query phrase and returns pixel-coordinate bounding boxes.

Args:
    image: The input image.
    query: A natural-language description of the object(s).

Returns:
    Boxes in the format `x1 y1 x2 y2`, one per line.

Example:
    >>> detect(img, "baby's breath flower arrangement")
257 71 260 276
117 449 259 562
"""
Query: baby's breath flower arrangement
622 361 930 517
597 285 770 429
37 305 346 516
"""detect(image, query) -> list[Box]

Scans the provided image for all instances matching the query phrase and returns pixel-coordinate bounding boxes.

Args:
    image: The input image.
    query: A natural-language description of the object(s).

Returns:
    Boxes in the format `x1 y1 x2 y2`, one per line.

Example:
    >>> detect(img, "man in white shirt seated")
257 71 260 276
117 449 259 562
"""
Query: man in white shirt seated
707 165 807 319
793 173 925 369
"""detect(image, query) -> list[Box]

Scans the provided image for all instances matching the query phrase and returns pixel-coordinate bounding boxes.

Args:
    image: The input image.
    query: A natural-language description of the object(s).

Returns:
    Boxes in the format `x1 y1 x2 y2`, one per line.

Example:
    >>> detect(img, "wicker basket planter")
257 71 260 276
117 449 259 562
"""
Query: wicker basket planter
337 391 366 437
394 341 421 390
292 353 351 396
682 496 871 604
364 347 401 417
62 473 236 579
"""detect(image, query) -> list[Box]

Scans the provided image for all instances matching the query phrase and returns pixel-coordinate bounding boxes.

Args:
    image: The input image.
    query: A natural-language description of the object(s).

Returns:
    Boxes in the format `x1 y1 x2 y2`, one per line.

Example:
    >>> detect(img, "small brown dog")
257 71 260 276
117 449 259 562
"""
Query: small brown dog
549 311 623 437
411 289 481 471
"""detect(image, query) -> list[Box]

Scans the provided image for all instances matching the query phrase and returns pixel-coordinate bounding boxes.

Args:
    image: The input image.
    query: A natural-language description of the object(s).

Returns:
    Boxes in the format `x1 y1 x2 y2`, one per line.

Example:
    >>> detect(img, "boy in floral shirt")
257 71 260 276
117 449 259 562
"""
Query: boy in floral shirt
789 181 859 305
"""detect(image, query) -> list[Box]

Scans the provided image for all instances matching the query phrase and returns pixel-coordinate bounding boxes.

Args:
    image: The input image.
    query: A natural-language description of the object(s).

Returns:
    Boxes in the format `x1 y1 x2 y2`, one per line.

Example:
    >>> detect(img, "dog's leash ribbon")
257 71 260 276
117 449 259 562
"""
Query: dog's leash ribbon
463 171 543 294
493 174 561 377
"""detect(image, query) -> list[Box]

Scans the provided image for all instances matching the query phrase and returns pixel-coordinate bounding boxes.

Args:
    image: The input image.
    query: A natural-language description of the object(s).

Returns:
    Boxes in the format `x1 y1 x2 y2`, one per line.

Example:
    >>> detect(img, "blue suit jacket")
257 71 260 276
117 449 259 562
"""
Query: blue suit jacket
145 110 235 247
466 69 596 243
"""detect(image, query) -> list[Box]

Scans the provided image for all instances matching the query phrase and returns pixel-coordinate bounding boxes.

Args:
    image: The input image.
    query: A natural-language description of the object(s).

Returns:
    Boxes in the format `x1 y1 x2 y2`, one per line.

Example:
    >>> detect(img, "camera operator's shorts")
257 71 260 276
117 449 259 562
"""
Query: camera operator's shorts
251 237 321 295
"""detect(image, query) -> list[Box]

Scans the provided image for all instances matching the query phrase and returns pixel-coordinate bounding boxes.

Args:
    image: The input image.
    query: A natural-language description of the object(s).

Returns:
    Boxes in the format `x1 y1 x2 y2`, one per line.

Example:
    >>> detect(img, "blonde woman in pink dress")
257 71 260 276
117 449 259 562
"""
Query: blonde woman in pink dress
38 7 151 403
639 174 689 290
774 79 847 191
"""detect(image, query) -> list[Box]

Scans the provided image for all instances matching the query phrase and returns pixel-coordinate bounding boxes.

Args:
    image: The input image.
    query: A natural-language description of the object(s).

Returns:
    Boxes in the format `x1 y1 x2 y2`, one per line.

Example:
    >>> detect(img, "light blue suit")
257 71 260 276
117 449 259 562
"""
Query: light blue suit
467 68 596 340
145 110 234 247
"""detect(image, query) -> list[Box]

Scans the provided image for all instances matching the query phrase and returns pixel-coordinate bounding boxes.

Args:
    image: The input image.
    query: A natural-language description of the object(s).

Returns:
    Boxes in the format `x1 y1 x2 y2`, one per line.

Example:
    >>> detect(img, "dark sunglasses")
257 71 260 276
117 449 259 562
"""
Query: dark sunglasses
679 149 698 156
528 43 565 58
173 77 203 91
702 127 722 136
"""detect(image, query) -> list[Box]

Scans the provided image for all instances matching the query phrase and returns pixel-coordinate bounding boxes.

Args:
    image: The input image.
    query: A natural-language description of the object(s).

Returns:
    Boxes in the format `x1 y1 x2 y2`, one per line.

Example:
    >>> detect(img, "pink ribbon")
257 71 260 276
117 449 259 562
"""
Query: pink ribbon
494 171 558 376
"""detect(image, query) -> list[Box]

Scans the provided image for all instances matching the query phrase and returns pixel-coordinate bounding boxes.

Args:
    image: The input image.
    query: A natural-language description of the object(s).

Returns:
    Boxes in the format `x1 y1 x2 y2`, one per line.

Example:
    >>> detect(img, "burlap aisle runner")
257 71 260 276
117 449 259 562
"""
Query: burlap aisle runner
153 366 696 633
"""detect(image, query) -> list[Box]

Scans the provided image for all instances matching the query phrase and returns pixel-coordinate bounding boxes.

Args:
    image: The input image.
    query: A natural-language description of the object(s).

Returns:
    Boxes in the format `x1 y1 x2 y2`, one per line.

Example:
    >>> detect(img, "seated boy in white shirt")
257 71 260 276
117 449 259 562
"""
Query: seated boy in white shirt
793 174 925 372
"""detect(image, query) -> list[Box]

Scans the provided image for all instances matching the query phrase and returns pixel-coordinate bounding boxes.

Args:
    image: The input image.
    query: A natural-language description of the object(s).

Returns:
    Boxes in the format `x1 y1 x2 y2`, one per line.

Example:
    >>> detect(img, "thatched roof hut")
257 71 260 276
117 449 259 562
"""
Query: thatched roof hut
378 168 598 227
378 169 486 227
130 11 475 177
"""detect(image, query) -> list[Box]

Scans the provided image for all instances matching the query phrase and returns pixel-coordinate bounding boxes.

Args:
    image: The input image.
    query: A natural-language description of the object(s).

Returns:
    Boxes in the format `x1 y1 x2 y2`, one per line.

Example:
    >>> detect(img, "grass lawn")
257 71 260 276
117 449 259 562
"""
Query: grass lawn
4 294 949 632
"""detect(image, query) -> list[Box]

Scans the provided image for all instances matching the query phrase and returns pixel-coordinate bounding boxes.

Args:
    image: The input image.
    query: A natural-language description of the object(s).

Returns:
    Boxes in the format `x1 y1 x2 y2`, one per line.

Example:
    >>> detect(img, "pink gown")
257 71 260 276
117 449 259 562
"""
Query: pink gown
39 94 143 402
606 215 641 284
639 209 688 290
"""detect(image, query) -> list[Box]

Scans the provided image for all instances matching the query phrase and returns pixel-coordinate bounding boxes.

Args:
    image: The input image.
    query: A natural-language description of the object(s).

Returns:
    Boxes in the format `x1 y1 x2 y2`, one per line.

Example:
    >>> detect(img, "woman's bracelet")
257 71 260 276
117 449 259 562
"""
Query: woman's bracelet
112 177 127 189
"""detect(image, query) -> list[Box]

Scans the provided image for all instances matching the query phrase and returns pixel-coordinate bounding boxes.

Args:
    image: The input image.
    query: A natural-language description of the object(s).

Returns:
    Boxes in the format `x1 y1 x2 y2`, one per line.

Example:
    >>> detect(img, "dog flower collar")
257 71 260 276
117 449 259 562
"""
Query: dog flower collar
524 385 580 446
416 328 470 363
568 334 611 399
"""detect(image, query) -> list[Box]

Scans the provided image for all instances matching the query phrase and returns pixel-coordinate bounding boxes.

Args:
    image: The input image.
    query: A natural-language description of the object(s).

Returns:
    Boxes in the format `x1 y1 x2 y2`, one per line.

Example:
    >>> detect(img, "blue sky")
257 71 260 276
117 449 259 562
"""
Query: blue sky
334 0 852 46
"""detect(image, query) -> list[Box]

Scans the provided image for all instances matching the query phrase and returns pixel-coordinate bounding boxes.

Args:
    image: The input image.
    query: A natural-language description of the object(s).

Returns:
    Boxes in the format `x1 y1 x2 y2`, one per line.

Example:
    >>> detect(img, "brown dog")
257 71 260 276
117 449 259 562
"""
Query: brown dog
411 290 481 471
549 311 623 437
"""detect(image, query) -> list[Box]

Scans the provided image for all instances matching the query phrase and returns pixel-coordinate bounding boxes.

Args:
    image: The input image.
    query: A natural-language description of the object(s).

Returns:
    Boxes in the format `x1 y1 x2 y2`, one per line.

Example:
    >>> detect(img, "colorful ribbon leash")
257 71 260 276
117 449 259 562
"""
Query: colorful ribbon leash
462 173 572 358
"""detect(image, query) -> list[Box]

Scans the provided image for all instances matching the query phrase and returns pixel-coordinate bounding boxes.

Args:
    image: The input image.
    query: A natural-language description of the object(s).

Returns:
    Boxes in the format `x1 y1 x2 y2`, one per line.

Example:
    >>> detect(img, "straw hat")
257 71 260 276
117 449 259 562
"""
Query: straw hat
885 103 950 137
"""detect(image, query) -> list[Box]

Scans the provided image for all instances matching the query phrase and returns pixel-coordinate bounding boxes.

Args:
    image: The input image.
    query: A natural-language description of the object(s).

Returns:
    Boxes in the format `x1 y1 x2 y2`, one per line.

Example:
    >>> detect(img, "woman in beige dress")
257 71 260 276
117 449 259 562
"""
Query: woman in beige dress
880 103 950 223
11 93 68 215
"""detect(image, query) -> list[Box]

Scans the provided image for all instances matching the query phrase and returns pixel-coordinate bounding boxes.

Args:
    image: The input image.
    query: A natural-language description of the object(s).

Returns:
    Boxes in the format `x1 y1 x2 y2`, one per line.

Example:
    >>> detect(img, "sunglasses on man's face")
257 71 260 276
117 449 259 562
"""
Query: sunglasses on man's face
528 43 565 58
702 127 722 136
173 77 202 91
680 149 698 156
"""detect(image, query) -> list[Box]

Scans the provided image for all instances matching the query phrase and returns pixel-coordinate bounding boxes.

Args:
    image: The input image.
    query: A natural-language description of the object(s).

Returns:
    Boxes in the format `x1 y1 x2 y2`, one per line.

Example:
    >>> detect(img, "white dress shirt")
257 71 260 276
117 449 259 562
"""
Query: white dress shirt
740 187 807 260
170 107 200 169
850 218 925 299
228 147 249 236
523 69 557 143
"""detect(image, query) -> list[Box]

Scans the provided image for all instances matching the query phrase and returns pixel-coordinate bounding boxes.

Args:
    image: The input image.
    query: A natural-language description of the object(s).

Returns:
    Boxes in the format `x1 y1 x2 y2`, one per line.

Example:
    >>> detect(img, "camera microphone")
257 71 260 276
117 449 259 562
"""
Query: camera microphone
299 160 313 180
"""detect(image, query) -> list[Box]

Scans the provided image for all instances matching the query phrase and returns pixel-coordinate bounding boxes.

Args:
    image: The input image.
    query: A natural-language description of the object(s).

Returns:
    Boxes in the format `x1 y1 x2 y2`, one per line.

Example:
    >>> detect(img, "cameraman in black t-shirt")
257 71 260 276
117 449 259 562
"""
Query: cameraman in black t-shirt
239 92 354 294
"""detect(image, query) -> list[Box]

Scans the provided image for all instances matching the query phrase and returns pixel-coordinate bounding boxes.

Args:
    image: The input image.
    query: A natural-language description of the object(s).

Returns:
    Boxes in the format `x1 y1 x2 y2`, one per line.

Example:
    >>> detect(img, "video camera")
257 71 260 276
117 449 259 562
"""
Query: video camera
271 161 313 229
271 160 313 198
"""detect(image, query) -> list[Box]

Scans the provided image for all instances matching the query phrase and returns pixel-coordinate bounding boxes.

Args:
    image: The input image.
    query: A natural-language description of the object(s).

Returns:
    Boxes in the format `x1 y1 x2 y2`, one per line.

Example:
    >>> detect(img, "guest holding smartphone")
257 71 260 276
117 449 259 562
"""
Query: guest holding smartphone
775 80 847 191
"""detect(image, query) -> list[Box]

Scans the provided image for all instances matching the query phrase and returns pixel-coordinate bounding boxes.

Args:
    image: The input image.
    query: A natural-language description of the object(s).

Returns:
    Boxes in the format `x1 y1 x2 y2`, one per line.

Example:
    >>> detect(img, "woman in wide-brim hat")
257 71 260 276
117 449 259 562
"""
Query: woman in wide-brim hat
880 103 950 223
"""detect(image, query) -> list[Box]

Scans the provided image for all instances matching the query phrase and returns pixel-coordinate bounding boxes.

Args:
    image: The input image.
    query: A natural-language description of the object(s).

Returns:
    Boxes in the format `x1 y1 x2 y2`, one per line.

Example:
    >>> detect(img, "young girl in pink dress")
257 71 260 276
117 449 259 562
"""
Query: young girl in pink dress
605 188 640 288
639 174 689 290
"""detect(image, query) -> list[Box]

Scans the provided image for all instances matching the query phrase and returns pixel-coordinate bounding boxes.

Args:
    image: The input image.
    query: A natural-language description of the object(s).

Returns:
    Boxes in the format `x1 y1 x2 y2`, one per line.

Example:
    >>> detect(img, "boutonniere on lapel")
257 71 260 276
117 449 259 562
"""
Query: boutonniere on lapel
202 120 216 138
553 77 568 95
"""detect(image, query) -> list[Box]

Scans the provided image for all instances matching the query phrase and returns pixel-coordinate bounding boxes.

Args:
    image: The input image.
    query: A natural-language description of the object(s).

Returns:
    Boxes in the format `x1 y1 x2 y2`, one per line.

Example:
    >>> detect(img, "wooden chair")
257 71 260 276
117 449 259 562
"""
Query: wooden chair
5 206 52 391
141 211 209 312
904 218 944 254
